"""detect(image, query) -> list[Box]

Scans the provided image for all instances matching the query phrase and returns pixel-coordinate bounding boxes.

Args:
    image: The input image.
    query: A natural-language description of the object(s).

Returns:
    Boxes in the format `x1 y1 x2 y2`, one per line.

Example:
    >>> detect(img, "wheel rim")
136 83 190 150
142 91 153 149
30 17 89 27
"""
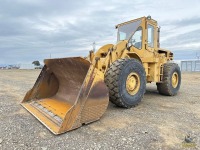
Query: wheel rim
172 72 179 88
126 72 140 95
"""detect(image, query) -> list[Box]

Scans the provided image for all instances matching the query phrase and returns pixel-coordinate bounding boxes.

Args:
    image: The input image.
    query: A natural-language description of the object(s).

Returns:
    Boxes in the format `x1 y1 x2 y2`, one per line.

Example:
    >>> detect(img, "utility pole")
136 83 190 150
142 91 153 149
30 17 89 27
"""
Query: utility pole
194 51 200 71
92 42 96 52
196 52 200 60
50 53 51 59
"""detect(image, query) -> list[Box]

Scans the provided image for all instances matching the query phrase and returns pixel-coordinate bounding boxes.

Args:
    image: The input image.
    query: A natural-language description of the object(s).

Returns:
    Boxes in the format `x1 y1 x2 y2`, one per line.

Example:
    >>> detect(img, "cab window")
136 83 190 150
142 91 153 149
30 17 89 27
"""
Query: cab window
130 26 142 49
147 24 154 47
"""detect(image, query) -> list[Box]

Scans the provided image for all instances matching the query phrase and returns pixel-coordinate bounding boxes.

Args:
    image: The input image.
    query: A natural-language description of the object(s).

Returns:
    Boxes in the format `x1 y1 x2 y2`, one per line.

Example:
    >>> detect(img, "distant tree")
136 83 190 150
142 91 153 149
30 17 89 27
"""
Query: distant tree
32 61 40 66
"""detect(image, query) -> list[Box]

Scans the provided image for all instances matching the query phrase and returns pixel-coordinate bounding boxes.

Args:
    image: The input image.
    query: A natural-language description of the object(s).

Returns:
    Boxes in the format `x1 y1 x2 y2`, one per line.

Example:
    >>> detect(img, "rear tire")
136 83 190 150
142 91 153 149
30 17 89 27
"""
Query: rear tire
157 63 181 96
105 58 146 108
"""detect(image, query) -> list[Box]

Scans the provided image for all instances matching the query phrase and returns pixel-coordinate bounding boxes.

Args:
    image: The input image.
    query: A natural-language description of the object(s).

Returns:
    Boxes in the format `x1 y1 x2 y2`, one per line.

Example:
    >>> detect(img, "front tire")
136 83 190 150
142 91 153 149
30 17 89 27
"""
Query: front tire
105 58 146 108
157 63 181 96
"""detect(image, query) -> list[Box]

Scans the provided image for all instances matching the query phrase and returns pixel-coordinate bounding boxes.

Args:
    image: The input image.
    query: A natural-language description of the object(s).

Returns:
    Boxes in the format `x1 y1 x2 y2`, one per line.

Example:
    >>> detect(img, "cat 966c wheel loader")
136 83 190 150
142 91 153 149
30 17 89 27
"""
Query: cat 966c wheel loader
21 16 181 134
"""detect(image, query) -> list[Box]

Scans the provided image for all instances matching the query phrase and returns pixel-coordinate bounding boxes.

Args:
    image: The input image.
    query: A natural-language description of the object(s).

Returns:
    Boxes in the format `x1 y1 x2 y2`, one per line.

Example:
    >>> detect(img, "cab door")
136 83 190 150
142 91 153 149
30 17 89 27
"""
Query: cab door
129 23 145 58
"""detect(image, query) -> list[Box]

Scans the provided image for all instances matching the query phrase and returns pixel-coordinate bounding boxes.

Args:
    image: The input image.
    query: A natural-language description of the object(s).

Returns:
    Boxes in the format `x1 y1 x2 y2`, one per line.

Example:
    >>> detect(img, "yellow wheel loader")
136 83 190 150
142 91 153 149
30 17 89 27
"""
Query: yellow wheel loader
21 16 181 134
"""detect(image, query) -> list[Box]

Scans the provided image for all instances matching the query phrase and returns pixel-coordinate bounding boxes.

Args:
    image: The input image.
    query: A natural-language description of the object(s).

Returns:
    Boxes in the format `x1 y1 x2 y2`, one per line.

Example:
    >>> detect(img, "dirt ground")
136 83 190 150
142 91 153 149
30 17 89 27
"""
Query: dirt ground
0 70 200 150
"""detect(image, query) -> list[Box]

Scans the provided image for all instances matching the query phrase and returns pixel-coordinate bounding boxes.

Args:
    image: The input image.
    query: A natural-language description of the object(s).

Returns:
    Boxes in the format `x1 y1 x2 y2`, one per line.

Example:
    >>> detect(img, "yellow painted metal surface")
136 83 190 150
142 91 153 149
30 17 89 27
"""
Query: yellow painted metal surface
126 72 140 95
37 98 72 119
88 16 173 83
172 72 179 88
21 16 174 134
22 103 61 134
21 57 109 134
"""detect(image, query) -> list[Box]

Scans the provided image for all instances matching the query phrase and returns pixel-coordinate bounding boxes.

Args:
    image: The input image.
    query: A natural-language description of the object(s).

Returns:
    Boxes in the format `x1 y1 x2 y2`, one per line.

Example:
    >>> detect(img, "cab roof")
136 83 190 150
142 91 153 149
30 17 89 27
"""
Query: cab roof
115 16 157 29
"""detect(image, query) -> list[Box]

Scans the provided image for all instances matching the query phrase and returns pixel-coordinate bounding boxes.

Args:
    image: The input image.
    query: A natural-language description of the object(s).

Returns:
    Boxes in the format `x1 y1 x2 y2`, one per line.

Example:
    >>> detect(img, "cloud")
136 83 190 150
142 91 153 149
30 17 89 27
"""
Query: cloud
0 0 200 64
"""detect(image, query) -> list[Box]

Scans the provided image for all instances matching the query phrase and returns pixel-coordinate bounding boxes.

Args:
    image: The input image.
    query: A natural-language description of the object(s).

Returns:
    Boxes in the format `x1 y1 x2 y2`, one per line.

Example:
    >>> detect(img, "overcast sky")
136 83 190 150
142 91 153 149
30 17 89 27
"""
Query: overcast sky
0 0 200 64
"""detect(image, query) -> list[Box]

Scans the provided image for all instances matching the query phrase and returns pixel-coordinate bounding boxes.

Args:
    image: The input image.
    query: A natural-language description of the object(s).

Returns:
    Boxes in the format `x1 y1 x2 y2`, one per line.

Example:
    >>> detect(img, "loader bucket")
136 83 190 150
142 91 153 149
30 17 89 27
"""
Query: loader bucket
21 57 109 134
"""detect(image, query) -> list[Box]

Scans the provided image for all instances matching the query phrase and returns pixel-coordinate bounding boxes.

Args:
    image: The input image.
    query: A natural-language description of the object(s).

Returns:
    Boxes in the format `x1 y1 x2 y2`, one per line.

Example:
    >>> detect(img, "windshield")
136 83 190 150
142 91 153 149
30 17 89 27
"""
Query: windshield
117 19 141 41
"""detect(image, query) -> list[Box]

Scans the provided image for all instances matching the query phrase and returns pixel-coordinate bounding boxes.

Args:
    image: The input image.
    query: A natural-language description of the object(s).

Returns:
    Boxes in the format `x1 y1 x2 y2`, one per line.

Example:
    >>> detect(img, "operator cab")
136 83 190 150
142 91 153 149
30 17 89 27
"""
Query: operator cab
116 16 159 51
116 19 142 49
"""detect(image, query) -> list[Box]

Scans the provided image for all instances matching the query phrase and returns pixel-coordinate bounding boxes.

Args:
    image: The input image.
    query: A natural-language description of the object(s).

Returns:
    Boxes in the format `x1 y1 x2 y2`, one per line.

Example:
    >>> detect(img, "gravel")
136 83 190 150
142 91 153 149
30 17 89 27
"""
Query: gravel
0 70 200 150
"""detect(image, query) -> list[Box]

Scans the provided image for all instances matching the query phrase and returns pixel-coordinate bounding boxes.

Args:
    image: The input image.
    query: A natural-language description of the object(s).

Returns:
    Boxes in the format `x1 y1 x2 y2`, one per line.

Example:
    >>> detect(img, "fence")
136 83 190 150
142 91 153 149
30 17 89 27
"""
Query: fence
181 60 200 72
1 61 200 71
0 64 42 70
